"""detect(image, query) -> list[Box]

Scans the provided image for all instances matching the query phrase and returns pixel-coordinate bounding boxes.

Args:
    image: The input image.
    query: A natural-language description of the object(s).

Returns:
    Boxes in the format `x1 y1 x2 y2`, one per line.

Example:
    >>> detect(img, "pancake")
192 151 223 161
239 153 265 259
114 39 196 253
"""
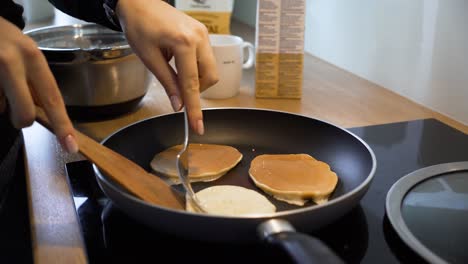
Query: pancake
249 154 338 206
150 143 242 183
186 185 276 216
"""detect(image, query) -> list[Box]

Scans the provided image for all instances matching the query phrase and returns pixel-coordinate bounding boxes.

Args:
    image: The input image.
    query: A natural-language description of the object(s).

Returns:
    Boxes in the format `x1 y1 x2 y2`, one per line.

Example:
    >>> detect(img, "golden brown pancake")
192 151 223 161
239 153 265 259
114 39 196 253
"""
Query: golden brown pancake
249 154 338 205
186 185 276 216
150 143 242 183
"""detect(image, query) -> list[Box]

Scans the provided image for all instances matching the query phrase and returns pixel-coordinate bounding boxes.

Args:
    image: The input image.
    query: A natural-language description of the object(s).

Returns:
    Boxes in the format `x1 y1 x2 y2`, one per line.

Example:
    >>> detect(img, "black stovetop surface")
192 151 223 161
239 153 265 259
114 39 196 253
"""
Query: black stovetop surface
65 119 468 263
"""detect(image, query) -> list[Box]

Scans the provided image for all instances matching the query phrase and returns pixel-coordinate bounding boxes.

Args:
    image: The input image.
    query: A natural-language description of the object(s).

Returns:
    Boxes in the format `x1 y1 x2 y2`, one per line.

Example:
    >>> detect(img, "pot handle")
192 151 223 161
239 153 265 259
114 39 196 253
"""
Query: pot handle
258 219 345 264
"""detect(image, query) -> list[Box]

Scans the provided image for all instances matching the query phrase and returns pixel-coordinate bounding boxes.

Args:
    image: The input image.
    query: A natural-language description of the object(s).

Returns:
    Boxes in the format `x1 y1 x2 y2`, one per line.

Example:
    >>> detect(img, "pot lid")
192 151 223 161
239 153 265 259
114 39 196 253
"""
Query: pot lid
25 24 133 63
386 161 468 264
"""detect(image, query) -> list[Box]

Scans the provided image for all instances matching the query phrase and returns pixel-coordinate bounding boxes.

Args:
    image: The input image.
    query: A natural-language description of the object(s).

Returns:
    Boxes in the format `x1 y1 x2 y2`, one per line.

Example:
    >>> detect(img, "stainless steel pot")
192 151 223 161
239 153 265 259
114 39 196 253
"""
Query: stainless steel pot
25 24 150 119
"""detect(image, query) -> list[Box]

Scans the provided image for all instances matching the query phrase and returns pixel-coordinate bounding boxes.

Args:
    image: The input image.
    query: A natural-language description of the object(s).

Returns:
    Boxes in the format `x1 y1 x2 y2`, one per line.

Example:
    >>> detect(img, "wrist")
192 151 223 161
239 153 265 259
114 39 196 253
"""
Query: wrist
114 0 134 31
115 0 166 29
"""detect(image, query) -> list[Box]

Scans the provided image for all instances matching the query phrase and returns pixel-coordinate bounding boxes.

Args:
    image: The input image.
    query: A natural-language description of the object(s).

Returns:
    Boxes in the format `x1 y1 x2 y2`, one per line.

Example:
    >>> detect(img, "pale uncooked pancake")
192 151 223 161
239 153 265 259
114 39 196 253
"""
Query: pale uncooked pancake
150 143 242 183
249 154 338 206
186 185 276 216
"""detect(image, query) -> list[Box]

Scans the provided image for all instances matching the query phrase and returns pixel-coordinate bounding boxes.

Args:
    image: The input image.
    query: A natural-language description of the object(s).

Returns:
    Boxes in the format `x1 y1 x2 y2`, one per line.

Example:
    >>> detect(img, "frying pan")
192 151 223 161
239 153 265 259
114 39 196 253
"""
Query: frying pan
93 108 376 263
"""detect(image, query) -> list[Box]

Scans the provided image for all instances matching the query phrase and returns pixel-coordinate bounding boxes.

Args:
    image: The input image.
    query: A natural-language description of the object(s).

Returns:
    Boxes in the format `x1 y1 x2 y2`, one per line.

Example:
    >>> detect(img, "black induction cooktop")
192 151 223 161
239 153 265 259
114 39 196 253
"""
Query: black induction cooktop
65 119 468 263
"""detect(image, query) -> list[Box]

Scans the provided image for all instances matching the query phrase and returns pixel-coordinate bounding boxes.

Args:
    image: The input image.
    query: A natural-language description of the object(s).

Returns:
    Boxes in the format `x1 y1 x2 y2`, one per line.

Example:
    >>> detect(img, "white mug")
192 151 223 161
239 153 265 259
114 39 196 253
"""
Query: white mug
201 34 254 99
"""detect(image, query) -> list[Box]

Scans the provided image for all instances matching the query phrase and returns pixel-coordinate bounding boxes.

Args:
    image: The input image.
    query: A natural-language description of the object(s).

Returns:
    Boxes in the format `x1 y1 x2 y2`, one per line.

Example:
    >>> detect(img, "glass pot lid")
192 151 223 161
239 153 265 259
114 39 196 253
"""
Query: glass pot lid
386 162 468 264
25 24 132 63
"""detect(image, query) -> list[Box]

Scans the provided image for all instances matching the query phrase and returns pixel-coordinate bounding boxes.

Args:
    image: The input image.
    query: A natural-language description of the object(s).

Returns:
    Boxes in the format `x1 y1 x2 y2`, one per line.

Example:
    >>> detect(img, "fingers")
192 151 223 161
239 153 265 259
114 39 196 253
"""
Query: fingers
0 19 34 127
0 63 36 128
174 45 204 135
0 18 77 153
25 44 78 153
138 47 182 112
115 1 219 135
196 36 219 92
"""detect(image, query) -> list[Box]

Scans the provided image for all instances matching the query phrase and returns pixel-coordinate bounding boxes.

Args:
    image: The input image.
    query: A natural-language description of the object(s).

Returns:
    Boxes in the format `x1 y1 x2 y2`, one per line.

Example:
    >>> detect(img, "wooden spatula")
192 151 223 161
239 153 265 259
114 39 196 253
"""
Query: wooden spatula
35 107 185 210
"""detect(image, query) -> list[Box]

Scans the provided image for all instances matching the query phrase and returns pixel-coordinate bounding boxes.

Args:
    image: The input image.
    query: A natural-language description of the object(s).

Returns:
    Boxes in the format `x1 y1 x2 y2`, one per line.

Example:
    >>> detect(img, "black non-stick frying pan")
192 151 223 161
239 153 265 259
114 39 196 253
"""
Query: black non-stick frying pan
93 108 376 263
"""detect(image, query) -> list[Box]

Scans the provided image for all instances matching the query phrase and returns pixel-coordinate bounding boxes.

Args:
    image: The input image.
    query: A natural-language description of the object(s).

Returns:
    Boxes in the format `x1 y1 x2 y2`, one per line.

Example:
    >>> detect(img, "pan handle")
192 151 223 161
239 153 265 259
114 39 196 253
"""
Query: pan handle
258 219 345 264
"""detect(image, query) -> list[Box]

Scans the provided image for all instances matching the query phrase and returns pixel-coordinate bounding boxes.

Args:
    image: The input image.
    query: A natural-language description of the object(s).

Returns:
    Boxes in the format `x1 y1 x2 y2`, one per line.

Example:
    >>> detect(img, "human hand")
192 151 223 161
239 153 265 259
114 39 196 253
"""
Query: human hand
116 0 219 135
0 17 78 153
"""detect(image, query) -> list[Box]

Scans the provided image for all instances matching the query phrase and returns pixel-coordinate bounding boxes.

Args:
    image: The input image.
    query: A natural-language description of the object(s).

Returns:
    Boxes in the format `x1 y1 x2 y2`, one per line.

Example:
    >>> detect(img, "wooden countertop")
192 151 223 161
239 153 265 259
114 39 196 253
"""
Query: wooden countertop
23 15 467 264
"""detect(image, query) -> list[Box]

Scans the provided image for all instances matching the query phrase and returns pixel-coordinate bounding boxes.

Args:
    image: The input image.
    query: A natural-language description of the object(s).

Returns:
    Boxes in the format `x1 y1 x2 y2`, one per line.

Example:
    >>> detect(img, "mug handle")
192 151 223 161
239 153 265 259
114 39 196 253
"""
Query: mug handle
242 42 255 69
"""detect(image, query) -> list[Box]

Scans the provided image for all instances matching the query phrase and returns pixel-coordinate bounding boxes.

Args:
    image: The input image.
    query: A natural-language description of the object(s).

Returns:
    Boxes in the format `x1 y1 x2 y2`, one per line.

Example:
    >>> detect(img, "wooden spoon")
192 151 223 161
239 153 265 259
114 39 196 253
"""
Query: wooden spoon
35 107 185 210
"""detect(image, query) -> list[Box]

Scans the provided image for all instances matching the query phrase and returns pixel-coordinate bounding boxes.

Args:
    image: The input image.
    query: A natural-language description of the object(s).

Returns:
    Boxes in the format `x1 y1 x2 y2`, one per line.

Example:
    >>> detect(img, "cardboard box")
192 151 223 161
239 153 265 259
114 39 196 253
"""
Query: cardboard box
255 0 305 99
